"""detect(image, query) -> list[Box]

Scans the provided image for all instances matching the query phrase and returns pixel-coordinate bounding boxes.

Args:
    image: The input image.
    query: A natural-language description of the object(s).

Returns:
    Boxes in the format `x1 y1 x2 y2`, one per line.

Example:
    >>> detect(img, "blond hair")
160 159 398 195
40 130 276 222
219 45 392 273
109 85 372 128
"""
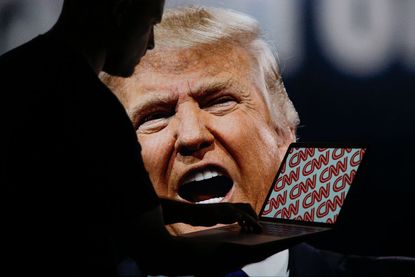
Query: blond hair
154 6 299 136
102 6 299 137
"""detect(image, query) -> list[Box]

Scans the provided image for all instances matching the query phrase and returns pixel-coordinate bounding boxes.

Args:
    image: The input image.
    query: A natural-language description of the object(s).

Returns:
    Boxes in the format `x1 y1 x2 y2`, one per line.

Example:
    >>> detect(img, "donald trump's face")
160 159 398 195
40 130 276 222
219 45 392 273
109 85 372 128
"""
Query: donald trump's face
118 43 294 234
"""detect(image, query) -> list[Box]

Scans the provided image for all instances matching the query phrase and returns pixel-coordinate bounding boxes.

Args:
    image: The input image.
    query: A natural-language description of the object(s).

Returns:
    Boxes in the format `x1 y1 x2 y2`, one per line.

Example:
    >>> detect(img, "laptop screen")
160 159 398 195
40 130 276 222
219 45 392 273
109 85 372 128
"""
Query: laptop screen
260 145 366 224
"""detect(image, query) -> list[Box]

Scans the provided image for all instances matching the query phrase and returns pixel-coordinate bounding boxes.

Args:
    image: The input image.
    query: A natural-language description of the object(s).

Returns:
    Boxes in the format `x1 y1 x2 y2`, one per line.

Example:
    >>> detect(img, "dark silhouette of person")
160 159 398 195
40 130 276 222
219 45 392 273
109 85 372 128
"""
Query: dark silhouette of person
0 1 291 276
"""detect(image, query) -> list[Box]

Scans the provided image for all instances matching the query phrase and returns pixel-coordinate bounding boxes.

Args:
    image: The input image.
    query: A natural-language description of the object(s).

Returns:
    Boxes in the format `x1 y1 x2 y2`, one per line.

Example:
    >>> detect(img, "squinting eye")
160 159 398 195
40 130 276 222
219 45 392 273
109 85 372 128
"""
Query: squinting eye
136 111 173 131
205 96 237 109
141 112 170 124
213 97 234 105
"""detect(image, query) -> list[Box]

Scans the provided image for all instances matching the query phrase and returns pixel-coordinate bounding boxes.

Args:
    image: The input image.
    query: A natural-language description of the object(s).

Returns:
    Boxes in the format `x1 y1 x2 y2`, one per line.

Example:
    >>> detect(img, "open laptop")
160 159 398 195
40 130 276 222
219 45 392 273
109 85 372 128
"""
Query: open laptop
180 142 367 247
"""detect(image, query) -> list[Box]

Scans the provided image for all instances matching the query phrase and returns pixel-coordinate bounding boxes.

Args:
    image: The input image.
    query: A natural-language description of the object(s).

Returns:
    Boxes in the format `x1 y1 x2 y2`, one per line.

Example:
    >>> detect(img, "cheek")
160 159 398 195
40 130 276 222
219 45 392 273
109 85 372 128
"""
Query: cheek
221 115 281 204
217 113 280 163
138 133 173 195
251 124 283 181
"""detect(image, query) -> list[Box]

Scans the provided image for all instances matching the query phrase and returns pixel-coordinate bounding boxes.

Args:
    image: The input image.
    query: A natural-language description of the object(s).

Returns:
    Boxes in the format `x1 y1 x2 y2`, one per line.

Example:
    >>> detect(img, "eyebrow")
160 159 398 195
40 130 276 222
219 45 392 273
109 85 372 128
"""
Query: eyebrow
189 78 234 99
128 92 177 125
128 78 236 123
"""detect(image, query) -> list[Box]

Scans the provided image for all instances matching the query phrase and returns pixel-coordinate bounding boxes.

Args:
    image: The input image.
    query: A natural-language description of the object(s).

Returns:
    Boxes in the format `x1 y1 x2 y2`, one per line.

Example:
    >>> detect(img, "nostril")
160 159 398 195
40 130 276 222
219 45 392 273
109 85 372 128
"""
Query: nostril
180 146 195 156
200 141 211 148
179 141 212 156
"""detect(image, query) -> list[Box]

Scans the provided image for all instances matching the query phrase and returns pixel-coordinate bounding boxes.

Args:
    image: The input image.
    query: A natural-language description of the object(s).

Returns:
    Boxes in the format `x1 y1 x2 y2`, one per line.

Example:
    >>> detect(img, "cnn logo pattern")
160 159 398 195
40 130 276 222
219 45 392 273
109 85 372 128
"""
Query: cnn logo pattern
263 147 365 223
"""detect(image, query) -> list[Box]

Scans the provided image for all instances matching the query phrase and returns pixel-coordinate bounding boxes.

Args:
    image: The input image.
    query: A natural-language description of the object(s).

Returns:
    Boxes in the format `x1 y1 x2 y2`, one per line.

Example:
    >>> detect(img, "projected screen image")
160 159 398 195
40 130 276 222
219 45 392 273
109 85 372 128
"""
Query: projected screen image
262 147 366 223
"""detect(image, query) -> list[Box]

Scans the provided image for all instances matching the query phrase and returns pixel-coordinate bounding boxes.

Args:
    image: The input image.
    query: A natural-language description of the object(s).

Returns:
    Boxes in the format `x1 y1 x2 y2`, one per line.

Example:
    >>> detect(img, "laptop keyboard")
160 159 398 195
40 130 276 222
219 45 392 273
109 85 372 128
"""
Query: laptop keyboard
260 222 322 237
219 222 324 237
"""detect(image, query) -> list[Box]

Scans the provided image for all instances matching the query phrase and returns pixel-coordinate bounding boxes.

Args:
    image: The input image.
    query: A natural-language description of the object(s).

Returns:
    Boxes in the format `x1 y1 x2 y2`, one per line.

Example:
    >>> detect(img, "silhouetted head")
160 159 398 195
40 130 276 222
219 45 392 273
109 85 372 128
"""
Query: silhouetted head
57 0 165 77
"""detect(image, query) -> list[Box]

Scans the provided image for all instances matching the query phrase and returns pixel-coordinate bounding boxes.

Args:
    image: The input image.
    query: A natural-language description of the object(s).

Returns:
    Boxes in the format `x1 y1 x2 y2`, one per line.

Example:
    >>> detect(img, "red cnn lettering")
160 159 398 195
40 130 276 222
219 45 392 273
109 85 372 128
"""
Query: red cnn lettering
332 148 353 160
326 215 338 224
333 170 356 192
275 200 300 219
275 167 300 192
320 157 348 183
262 191 287 215
302 151 330 176
350 149 365 166
316 192 345 218
289 175 317 200
295 208 315 222
280 159 287 174
289 148 315 167
302 183 330 209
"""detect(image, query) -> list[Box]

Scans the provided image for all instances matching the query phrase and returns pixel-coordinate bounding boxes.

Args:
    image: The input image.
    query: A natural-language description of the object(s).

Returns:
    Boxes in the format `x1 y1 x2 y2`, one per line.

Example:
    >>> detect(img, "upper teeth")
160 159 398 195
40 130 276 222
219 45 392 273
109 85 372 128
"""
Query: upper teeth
183 169 222 184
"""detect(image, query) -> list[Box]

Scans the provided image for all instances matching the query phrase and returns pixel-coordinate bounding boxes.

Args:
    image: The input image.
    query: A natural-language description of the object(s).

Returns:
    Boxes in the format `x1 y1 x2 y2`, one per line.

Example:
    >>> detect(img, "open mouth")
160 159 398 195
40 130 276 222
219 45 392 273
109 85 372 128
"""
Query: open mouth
178 168 233 204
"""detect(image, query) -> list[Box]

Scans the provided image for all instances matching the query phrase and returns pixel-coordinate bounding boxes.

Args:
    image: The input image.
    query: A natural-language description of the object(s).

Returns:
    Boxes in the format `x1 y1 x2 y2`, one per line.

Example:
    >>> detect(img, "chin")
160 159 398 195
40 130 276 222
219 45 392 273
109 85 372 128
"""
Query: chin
166 222 226 235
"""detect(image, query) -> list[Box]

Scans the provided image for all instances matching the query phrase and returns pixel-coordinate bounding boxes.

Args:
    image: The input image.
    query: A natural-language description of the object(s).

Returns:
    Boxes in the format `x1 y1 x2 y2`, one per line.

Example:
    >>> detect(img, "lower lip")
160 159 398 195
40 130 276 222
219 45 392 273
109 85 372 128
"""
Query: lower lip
195 184 235 204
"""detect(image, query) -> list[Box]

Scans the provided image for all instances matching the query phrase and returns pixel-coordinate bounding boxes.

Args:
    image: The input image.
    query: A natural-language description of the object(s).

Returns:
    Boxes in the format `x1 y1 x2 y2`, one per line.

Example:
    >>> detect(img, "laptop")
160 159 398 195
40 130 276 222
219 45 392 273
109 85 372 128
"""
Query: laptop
180 142 367 247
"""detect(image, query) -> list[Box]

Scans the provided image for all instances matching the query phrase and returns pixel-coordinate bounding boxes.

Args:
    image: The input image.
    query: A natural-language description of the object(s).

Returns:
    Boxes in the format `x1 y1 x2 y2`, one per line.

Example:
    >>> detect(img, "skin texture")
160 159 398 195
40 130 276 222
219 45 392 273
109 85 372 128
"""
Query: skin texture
115 42 295 234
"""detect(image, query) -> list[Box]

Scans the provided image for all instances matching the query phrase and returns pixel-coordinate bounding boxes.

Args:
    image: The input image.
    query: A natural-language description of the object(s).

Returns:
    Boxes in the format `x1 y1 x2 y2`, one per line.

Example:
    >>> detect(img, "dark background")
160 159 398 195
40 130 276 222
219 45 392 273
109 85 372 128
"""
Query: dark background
1 0 414 257
284 1 415 257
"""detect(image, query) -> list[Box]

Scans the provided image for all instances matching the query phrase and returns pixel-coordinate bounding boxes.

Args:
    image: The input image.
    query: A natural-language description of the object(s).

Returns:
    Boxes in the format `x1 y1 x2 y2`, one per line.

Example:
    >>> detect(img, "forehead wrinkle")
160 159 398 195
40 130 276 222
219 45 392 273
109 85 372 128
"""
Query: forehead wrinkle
139 48 203 74
187 77 233 98
139 42 249 75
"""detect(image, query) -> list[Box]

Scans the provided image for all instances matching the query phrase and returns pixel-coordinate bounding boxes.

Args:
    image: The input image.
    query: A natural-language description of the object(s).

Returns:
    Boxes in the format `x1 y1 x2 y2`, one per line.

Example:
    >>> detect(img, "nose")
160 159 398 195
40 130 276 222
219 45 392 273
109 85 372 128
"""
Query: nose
147 27 155 50
174 104 214 157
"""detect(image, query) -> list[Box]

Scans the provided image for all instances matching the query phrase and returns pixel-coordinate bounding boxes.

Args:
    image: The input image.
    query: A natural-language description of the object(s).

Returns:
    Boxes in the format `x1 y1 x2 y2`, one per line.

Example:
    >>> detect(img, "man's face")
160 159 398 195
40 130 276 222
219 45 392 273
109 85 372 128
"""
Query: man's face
103 0 165 77
121 44 293 234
